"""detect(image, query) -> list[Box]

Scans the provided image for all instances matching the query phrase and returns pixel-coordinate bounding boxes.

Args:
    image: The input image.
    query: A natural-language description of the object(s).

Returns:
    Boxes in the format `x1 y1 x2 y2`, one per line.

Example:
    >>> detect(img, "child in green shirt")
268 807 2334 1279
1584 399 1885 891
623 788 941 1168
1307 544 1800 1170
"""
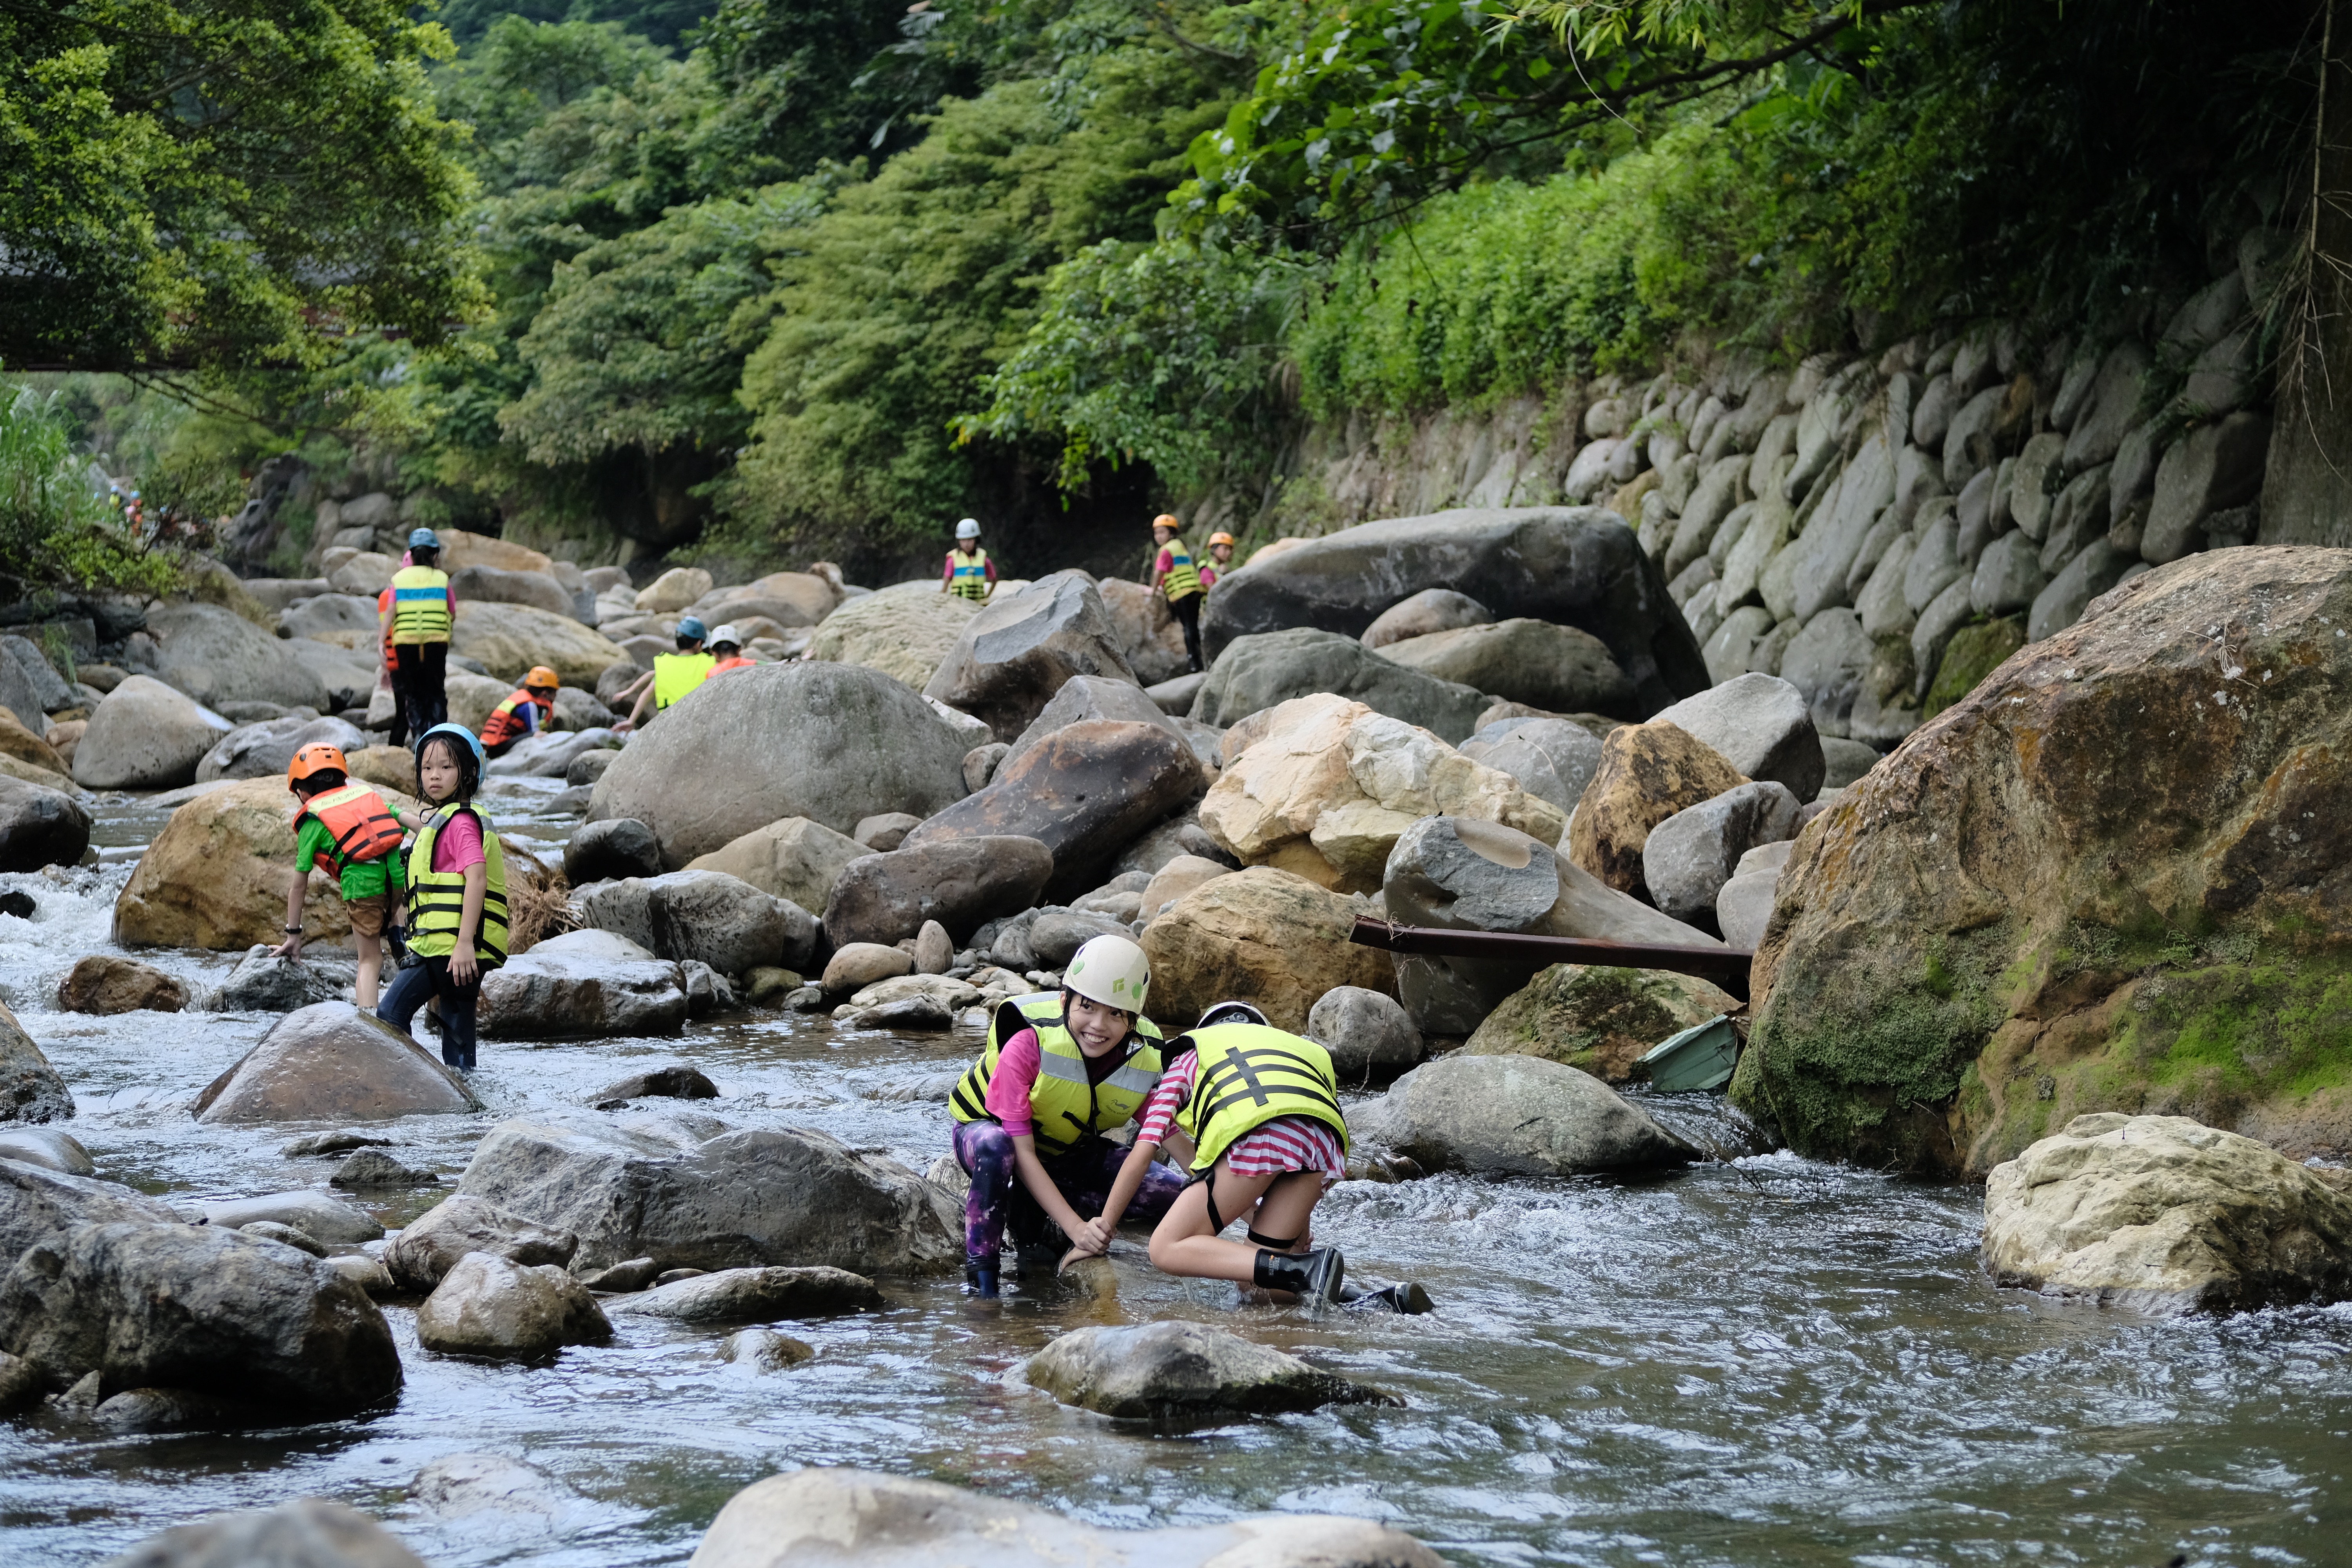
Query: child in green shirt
274 744 407 1007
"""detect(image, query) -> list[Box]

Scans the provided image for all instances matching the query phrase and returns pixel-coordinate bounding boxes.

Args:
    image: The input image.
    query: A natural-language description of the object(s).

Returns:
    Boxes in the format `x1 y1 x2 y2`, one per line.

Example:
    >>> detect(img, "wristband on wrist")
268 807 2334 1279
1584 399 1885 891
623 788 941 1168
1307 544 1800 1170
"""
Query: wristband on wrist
283 925 302 935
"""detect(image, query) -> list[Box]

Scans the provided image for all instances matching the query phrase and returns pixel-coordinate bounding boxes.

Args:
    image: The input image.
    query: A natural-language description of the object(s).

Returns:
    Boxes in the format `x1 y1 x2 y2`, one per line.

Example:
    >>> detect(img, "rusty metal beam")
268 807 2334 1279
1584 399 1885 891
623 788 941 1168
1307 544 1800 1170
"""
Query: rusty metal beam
1348 915 1754 1002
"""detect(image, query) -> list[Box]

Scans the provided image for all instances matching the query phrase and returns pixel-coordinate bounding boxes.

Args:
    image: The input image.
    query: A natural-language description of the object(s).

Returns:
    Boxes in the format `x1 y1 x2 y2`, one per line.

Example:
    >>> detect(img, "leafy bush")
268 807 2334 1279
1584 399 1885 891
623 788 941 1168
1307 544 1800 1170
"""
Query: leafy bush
0 384 177 596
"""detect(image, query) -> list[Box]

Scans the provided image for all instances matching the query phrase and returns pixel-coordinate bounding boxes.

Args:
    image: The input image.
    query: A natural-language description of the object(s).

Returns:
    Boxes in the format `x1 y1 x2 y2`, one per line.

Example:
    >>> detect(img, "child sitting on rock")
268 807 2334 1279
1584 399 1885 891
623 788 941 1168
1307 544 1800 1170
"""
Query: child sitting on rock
275 744 406 1008
378 724 508 1071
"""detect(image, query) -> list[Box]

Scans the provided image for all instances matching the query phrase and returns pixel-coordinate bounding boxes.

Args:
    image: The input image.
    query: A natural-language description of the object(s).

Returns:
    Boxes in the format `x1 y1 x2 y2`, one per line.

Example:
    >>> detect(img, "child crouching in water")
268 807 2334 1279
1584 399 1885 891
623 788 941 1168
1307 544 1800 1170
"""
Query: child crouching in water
378 723 508 1070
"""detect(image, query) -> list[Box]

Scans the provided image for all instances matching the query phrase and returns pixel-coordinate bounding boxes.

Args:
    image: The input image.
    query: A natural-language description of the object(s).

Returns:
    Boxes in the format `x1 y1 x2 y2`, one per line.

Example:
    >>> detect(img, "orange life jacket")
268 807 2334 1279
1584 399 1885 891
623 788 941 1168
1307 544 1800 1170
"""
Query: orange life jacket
296 782 404 875
708 656 754 675
377 585 397 672
479 689 554 747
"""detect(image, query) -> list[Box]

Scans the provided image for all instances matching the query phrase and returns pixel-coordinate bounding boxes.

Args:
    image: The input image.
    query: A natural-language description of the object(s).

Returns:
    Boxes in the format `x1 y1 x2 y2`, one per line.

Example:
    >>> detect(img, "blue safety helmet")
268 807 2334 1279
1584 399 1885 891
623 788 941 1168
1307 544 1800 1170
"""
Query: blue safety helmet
675 615 707 642
407 526 441 551
413 722 484 769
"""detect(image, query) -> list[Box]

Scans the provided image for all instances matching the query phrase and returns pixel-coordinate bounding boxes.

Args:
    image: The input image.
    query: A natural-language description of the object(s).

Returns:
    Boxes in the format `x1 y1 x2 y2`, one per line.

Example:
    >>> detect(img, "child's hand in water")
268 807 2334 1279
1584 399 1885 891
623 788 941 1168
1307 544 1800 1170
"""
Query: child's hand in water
1065 1215 1115 1257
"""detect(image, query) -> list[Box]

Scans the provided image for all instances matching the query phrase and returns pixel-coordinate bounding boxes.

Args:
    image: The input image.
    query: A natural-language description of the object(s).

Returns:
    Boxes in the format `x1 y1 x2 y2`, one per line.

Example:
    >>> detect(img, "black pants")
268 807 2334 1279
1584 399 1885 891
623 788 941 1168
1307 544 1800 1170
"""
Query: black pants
392 642 448 740
1170 593 1203 672
379 953 480 1069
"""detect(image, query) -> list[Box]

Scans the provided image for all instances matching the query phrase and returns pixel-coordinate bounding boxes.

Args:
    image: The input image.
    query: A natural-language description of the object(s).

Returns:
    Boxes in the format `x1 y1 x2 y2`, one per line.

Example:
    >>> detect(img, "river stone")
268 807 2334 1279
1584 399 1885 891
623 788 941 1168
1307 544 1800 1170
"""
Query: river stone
1970 531 2049 616
2029 539 2136 643
588 1064 718 1106
1138 867 1394 1032
477 947 689 1038
191 1190 382 1243
1566 720 1748 898
93 1384 272 1433
385 1194 580 1292
2060 339 2154 474
0 1127 94 1174
849 813 918 852
1024 1320 1378 1419
456 1111 960 1276
690 1468 1445 1568
1715 867 1780 949
0 1220 401 1415
59 954 185 1015
822 837 1054 949
1348 1054 1693 1175
448 602 628 688
1778 608 1875 739
0 775 89 873
1459 717 1603 816
1650 672 1825 801
194 1002 482 1124
606 1264 881 1322
1374 618 1637 717
1982 1114 2352 1312
588 662 972 866
573 869 817 976
1819 736 1880 791
241 1220 328 1256
1361 587 1494 648
1005 672 1180 762
1140 855 1232 922
408 1450 589 1537
804 586 980 687
921 571 1140 743
145 603 332 711
2141 411 2271 565
196 715 368 784
100 1497 430 1568
1465 964 1739 1083
329 1149 437 1189
1190 627 1493 742
684 816 866 916
1641 781 1803 925
485 727 620 782
1738 547 2352 1176
72 675 235 790
415 1250 612 1361
821 943 914 994
0 1160 179 1272
565 818 661 884
1095 577 1191 686
720 1327 817 1372
450 562 575 619
1306 985 1422 1082
1027 908 1131 969
900 720 1201 902
1111 814 1234 878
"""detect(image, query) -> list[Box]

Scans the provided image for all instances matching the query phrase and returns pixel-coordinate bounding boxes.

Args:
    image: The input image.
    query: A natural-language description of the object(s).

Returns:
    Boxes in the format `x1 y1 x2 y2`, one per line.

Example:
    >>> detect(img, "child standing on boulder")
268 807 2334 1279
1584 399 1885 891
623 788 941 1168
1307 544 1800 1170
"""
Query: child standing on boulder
274 744 406 1008
1147 514 1207 673
378 723 507 1071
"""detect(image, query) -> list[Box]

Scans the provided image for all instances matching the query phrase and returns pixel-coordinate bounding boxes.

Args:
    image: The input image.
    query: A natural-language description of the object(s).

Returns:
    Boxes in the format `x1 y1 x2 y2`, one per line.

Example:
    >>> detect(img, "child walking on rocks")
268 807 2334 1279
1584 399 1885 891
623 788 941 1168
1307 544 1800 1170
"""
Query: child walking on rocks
275 744 406 1008
378 724 508 1071
947 934 1186 1298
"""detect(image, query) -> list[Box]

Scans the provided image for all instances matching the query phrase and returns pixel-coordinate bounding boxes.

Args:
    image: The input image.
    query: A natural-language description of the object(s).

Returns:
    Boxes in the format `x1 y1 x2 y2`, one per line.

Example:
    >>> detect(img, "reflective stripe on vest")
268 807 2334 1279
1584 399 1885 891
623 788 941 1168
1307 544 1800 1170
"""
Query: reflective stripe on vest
1170 1022 1348 1173
951 993 1166 1156
388 566 451 645
1160 541 1203 602
296 782 404 877
653 652 716 710
947 547 991 601
479 690 550 748
404 803 508 964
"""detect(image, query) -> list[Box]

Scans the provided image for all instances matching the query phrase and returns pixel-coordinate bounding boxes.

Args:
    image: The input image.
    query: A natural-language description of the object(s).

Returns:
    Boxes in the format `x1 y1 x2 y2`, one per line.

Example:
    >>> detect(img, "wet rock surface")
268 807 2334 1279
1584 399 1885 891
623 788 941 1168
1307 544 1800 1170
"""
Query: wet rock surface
1349 1054 1694 1176
194 1002 481 1124
415 1251 612 1361
605 1264 881 1321
385 1194 580 1292
1024 1320 1385 1419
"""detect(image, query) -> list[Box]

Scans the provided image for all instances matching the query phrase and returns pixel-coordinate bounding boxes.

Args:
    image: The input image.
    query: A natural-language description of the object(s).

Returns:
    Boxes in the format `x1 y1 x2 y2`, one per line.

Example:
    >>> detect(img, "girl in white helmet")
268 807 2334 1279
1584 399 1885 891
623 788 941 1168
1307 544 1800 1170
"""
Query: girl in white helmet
944 933 1183 1297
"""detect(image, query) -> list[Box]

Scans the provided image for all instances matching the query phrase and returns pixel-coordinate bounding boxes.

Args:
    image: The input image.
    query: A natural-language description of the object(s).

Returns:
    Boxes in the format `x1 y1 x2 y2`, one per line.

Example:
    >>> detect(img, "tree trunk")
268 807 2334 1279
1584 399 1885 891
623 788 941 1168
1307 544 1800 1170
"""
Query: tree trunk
2262 0 2352 544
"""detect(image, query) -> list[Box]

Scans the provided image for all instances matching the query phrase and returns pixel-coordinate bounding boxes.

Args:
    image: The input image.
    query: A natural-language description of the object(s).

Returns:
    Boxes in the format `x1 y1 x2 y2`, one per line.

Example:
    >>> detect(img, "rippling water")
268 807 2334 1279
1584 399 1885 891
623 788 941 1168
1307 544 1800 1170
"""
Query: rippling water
0 793 2345 1565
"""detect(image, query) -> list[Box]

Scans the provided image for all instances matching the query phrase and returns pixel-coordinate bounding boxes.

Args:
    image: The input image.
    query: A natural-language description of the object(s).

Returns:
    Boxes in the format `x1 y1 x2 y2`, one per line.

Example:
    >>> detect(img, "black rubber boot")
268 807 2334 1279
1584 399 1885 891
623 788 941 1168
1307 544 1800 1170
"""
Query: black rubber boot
1252 1246 1345 1302
964 1261 1000 1299
1343 1281 1434 1314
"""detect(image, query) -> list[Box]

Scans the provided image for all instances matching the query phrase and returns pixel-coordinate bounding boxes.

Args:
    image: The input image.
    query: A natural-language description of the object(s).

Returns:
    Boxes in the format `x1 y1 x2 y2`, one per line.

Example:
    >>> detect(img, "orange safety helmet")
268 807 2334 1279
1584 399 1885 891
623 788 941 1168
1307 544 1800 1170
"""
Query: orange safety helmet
525 665 560 690
1151 513 1180 531
287 743 350 791
1208 531 1235 546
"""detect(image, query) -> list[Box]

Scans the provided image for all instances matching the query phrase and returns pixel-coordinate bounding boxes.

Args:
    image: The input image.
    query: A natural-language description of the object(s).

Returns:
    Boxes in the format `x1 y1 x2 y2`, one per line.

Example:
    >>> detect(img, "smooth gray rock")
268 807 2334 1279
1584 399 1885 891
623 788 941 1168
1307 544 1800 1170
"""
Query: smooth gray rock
0 635 73 715
146 603 331 711
1143 671 1206 715
1306 985 1423 1082
192 1190 382 1243
853 812 921 851
1024 1320 1380 1419
1373 618 1637 716
1110 814 1236 878
0 1126 93 1175
0 776 89 873
279 592 380 641
719 1327 815 1372
212 946 356 1012
1790 435 1897 623
2008 431 2068 541
1640 781 1802 924
456 1111 960 1276
1347 1054 1693 1176
415 1250 611 1361
606 1264 881 1322
100 1497 430 1568
1818 737 1880 792
1855 531 1916 639
385 1194 580 1292
2141 412 2271 565
1778 609 1874 739
479 947 688 1038
450 563 575 618
1971 532 2050 615
588 1063 719 1106
1941 384 2010 487
485 727 620 780
1006 673 1179 762
329 1149 437 1189
574 869 818 976
0 1220 400 1414
1360 588 1492 648
72 675 234 790
2029 540 2137 642
1910 577 1978 699
408 1451 587 1533
822 835 1055 949
1903 506 1966 613
193 1002 480 1124
195 715 367 784
1703 605 1777 684
2061 339 2153 474
0 1160 178 1273
922 570 1140 744
1715 867 1780 950
1459 717 1603 817
1026 907 1131 969
240 1219 328 1257
1190 627 1494 742
1651 672 1824 800
564 817 664 886
566 747 619 788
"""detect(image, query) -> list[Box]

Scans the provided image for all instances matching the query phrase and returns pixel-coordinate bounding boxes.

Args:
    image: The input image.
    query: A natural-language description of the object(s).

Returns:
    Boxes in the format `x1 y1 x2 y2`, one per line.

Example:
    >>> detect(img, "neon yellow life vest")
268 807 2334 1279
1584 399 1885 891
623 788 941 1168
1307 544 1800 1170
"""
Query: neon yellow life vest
388 565 451 645
1159 540 1203 602
951 993 1166 1157
652 651 716 711
1170 1022 1348 1173
404 803 507 965
947 546 992 601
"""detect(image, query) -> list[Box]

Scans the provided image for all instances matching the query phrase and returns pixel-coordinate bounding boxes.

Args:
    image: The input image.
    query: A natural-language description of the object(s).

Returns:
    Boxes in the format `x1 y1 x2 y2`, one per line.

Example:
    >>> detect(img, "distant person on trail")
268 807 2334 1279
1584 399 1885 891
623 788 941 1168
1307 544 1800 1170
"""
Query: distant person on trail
384 528 454 740
1148 514 1206 673
478 666 560 758
274 744 405 1009
613 616 714 732
1201 530 1236 590
379 724 506 1073
942 517 996 602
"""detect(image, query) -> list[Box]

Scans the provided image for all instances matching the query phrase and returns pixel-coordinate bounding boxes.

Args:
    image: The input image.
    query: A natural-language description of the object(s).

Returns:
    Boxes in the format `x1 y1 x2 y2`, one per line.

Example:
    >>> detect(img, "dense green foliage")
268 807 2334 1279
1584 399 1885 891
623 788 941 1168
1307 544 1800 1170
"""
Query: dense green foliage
0 387 178 595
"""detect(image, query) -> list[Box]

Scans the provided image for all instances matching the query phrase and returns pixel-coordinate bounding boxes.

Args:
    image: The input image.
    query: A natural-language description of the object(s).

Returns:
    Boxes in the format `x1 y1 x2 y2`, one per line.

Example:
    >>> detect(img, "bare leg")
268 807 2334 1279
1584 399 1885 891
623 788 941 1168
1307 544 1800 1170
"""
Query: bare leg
1148 1161 1326 1282
354 931 382 1010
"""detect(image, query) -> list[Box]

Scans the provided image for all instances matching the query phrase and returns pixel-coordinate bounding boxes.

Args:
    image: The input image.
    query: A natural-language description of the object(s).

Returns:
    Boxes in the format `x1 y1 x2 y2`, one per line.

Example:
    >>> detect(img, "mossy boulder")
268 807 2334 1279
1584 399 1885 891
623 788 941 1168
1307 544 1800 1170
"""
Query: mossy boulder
1737 548 2352 1176
1922 614 2024 718
1465 963 1737 1082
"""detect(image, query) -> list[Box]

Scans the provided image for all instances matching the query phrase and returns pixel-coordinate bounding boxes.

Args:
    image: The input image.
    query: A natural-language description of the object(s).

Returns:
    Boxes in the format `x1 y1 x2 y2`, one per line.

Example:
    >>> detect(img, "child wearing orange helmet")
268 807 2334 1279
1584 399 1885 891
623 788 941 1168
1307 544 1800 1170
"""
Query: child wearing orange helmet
479 666 561 758
276 744 407 1007
1201 530 1236 590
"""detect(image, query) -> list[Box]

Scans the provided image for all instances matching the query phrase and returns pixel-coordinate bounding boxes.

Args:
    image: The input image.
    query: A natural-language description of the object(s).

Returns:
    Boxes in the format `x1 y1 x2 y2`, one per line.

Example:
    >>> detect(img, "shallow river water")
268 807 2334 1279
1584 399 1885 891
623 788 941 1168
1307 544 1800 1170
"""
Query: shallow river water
0 791 2346 1566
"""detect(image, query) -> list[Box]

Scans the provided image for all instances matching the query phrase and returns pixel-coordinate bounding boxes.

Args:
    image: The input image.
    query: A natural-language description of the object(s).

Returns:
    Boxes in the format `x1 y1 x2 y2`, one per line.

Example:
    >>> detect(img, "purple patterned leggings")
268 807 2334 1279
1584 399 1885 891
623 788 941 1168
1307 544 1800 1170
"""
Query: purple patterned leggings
954 1121 1186 1263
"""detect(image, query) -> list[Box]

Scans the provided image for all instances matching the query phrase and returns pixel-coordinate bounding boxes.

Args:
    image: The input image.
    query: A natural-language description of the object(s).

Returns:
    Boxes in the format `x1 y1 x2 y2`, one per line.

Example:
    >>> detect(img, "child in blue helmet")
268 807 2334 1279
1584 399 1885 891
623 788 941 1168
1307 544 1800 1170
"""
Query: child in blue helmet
378 724 508 1070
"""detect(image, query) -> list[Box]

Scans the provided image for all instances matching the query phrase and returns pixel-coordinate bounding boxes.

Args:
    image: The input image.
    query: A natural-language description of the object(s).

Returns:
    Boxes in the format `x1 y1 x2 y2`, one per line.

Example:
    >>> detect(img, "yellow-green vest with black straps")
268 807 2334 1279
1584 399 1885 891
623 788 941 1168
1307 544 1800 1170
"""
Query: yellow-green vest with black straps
1159 540 1203 602
404 803 508 965
946 546 991 601
653 650 715 710
951 993 1166 1156
1171 1022 1348 1173
388 564 451 645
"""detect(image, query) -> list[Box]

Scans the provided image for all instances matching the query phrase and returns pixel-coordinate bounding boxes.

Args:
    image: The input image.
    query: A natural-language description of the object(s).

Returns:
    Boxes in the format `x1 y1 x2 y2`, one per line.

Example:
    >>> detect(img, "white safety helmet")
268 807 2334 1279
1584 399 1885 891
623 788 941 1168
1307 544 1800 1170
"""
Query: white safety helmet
955 517 982 541
1064 933 1149 1014
1196 999 1268 1030
708 623 741 648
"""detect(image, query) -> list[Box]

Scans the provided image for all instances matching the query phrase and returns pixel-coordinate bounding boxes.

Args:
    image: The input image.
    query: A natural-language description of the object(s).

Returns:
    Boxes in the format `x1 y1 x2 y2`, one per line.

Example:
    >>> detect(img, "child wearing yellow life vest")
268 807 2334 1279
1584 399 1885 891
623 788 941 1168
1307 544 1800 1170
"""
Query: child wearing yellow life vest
1201 530 1235 589
274 744 407 1008
1148 514 1207 672
376 724 507 1071
942 517 996 601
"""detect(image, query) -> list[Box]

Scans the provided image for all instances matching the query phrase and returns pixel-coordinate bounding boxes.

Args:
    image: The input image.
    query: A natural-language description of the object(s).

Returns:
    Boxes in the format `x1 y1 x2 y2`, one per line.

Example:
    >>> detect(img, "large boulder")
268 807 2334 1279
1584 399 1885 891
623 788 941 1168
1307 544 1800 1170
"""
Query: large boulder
1566 720 1749 900
1458 716 1605 817
1024 1320 1379 1419
1374 618 1637 716
1361 586 1494 647
1984 1113 2352 1311
484 728 619 780
1189 627 1493 742
1739 548 2352 1177
60 954 187 1015
1640 780 1803 925
456 1111 960 1276
145 603 331 711
1006 672 1181 761
415 1251 611 1361
820 837 1055 948
563 817 663 884
0 1001 72 1125
604 1264 880 1322
587 662 972 866
572 870 818 976
477 943 689 1039
72 675 234 790
450 563 576 619
98 1498 428 1568
1465 963 1739 1082
1138 867 1394 1031
685 816 866 914
922 570 1140 742
1305 985 1423 1081
1650 672 1826 801
899 720 1201 902
804 586 980 687
196 715 368 784
1197 695 1564 894
1094 577 1192 686
0 775 89 871
1201 506 1706 714
1348 1054 1693 1174
449 601 627 687
0 1220 401 1416
689 1470 1444 1568
384 1194 579 1292
0 1160 179 1271
193 1002 482 1124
